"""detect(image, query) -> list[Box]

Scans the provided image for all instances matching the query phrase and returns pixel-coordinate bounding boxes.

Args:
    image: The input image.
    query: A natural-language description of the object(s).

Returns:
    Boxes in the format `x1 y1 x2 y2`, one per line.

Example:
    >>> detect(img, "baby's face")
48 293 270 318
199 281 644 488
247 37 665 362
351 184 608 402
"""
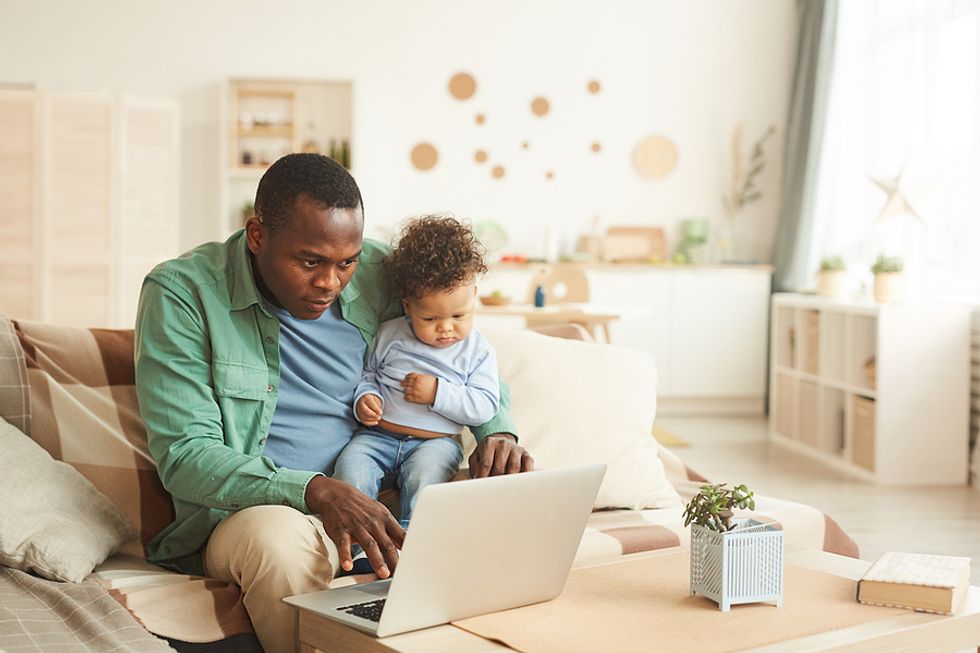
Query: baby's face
403 283 477 348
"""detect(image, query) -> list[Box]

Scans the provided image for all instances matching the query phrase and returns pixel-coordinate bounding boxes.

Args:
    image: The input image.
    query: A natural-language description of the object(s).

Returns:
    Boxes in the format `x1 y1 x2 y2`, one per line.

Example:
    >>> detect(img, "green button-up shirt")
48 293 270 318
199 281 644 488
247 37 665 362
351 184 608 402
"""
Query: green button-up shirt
134 230 516 575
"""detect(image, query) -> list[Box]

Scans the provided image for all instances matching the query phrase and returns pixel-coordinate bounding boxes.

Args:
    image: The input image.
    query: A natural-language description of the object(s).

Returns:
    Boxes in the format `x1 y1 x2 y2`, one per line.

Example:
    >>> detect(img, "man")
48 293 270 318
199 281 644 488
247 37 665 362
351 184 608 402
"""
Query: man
134 154 532 653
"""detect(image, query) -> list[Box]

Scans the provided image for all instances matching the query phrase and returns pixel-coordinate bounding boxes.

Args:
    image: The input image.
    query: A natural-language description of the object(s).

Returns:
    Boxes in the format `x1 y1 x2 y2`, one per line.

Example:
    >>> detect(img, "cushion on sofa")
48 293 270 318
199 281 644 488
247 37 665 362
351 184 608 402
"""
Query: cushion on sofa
0 416 137 582
463 327 682 510
9 319 175 559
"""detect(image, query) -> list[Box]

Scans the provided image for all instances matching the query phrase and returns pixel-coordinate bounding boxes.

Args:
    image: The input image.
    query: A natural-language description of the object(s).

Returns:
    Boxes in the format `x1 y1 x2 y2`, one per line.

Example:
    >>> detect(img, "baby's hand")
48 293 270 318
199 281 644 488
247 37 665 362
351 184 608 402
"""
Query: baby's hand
401 373 438 405
356 394 383 426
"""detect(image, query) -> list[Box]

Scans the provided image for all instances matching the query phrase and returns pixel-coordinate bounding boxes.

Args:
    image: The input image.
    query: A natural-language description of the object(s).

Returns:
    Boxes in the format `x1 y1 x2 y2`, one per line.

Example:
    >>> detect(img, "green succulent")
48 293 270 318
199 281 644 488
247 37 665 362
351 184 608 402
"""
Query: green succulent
682 483 756 532
820 256 846 272
871 255 903 274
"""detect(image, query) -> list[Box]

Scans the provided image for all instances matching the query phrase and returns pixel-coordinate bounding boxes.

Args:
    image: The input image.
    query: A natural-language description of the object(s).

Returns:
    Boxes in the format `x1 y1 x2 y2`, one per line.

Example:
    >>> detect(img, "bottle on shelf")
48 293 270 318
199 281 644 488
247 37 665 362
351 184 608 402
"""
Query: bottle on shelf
534 285 546 308
328 139 338 161
340 139 350 169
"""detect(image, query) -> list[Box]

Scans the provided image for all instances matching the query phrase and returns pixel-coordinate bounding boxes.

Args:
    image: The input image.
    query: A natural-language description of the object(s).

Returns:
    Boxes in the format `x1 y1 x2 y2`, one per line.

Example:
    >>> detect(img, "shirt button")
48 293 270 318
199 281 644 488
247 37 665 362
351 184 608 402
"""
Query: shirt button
259 437 266 446
281 499 291 507
265 336 274 344
266 385 274 393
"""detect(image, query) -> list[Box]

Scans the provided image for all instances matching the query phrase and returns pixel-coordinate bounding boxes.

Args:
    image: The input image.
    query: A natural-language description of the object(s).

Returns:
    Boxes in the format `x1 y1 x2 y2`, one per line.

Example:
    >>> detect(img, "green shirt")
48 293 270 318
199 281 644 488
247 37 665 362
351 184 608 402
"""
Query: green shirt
134 230 516 575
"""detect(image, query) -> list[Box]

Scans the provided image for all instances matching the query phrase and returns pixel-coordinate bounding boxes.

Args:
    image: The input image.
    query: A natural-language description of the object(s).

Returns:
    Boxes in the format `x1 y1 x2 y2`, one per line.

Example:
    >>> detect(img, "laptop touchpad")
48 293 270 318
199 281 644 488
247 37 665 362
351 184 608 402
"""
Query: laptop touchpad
353 580 391 596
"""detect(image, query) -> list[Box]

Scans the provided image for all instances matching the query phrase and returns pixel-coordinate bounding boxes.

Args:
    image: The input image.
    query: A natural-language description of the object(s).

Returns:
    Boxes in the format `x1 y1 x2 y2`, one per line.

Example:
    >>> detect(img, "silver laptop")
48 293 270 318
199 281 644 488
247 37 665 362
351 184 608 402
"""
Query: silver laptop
283 464 605 638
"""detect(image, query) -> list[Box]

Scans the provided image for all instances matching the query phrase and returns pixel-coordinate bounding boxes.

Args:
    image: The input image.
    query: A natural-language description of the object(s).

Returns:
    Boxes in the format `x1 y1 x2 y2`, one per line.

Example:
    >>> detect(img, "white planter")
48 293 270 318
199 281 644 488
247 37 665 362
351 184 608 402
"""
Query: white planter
874 272 906 303
689 519 784 611
818 270 846 298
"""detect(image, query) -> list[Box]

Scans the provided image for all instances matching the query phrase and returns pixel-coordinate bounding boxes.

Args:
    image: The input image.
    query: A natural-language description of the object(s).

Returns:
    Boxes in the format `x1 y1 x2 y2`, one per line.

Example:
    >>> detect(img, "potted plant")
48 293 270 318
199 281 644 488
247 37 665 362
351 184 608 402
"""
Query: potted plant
871 255 905 303
684 483 783 611
818 256 847 298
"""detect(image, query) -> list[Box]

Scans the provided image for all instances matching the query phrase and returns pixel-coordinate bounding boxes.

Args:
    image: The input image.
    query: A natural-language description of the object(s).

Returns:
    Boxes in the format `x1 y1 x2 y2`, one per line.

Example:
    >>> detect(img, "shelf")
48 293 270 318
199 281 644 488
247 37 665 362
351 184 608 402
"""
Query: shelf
237 125 293 138
773 366 876 399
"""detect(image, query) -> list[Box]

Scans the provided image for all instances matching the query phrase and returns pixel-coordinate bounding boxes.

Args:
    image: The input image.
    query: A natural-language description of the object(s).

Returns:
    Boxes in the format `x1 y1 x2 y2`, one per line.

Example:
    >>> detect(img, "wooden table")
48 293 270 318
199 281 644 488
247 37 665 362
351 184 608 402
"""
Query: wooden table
292 548 980 653
475 303 627 343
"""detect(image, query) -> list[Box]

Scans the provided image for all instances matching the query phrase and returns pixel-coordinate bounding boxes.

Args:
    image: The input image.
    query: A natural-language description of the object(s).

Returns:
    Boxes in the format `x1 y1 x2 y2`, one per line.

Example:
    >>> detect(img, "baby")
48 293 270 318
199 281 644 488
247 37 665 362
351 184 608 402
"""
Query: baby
332 215 500 528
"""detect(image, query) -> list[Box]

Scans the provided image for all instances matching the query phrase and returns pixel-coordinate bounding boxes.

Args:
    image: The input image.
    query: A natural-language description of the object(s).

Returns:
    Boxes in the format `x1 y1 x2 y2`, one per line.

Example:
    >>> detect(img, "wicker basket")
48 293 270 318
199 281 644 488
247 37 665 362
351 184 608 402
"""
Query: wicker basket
690 519 784 611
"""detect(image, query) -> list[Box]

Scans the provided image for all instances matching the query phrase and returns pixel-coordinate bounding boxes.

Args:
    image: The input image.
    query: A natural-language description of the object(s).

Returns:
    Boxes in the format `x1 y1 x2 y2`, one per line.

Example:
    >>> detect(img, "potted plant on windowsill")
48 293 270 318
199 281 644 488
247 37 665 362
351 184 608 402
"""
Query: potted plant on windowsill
871 255 905 303
818 256 847 298
684 483 783 612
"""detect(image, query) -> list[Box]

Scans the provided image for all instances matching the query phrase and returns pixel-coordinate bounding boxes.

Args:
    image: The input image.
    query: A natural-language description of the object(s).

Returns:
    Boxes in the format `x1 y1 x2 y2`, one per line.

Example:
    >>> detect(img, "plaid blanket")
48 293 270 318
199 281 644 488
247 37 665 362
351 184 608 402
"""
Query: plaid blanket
0 314 858 644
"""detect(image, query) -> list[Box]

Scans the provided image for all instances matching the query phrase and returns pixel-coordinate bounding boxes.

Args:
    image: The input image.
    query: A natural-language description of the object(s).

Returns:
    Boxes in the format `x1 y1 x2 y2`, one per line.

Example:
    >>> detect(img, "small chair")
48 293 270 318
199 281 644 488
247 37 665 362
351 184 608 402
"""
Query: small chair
524 267 614 343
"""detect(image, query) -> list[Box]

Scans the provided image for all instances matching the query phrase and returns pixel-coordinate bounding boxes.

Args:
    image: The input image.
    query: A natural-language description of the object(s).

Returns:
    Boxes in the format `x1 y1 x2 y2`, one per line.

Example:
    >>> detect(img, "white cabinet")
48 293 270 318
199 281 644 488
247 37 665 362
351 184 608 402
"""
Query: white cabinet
479 264 772 415
0 88 178 328
769 293 971 485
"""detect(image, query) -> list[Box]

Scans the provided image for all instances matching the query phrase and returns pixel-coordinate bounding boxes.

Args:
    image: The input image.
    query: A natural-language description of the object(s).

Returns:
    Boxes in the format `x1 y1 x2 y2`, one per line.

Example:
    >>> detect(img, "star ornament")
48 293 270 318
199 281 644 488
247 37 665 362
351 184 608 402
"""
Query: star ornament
870 172 925 227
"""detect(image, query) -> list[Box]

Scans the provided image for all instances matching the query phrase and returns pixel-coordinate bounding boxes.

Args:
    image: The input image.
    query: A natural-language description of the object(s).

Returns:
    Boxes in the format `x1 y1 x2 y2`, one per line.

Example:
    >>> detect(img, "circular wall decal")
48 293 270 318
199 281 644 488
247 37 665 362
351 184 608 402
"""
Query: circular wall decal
475 113 486 124
632 135 679 180
491 165 505 179
587 80 601 94
448 72 477 100
521 141 530 150
530 97 550 117
410 143 439 171
474 150 488 164
591 142 602 153
545 170 555 180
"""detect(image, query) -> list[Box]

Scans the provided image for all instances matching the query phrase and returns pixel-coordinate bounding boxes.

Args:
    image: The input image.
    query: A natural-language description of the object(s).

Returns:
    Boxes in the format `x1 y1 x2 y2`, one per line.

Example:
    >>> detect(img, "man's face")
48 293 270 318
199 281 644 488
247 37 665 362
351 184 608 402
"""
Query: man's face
403 282 477 348
246 194 363 320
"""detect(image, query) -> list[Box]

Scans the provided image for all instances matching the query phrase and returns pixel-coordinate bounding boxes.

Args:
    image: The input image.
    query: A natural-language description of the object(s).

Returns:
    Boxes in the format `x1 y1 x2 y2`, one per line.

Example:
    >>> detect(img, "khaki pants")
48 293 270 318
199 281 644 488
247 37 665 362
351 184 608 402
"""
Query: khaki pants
204 506 339 653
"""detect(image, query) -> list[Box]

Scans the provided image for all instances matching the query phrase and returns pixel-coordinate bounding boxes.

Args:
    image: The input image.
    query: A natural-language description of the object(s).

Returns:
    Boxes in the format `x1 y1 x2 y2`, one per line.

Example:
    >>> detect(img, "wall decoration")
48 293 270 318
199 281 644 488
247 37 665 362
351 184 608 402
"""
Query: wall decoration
591 142 602 153
475 113 486 124
870 167 924 226
410 143 439 171
521 141 530 150
474 150 488 163
448 72 477 100
632 135 678 180
587 80 601 94
530 97 550 117
491 165 505 179
545 171 555 180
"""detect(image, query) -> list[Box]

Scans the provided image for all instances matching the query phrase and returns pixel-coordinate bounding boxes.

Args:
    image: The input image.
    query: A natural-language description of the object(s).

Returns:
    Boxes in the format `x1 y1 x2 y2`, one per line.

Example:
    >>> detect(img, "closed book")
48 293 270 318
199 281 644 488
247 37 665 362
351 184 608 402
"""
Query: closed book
857 551 971 615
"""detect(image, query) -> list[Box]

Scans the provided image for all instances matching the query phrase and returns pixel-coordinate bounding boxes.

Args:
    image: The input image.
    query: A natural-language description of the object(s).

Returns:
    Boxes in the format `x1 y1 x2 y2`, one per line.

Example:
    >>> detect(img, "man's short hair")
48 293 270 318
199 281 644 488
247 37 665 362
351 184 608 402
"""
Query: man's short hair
254 153 363 233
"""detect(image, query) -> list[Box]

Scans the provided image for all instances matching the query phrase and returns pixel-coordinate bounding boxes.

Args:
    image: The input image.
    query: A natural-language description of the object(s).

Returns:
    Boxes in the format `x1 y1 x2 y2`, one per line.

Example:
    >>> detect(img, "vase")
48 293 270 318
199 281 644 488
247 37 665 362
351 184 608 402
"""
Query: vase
873 272 905 303
689 519 784 611
818 270 846 298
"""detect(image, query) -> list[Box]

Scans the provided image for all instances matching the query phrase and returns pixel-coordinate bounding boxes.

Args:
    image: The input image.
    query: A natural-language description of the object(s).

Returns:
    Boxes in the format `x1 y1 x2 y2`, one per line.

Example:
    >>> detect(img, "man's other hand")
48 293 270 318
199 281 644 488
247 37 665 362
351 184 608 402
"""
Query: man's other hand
468 433 534 478
305 476 405 578
355 394 383 426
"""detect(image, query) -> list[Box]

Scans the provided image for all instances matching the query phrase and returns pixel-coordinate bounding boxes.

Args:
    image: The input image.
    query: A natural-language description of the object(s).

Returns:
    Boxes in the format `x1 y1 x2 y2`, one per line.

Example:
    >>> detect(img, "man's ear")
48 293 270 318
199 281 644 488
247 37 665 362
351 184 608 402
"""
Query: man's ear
245 217 264 255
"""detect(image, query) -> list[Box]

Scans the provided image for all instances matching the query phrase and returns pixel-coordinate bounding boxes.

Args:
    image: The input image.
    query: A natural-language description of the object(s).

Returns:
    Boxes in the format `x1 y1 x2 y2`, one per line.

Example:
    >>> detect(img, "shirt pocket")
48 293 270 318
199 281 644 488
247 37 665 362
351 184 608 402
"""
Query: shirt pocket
212 360 269 400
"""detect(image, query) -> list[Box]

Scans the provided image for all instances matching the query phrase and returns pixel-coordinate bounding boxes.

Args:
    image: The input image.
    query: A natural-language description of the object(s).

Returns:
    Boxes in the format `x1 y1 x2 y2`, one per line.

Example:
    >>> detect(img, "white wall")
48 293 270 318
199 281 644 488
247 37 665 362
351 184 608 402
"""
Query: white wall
1 0 797 261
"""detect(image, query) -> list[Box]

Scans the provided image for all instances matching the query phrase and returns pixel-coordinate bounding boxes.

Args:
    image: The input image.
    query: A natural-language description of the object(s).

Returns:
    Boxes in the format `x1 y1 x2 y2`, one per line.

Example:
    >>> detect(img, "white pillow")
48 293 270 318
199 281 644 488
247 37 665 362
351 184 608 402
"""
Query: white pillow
463 328 682 510
0 417 137 582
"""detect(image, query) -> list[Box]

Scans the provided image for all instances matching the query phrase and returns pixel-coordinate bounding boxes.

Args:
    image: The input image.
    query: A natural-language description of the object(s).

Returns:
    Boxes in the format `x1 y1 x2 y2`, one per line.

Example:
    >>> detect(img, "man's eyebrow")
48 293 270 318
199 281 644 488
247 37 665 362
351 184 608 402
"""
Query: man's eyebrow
297 248 363 261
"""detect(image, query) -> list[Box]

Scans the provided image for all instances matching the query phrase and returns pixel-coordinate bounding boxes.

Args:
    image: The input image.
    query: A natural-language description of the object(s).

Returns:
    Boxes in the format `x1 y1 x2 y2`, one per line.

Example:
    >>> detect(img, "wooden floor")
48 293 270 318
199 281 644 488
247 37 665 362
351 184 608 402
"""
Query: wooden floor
658 416 980 586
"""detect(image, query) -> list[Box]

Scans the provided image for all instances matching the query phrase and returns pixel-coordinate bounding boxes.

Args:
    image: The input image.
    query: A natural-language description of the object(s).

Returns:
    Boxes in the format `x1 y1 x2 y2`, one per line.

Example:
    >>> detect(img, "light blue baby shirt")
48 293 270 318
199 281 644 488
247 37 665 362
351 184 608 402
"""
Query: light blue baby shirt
354 317 500 434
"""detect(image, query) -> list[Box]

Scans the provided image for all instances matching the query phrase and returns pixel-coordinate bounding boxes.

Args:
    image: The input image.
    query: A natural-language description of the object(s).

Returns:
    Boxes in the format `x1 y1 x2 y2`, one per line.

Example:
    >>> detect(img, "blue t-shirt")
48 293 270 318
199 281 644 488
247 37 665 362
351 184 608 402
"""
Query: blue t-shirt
263 300 366 474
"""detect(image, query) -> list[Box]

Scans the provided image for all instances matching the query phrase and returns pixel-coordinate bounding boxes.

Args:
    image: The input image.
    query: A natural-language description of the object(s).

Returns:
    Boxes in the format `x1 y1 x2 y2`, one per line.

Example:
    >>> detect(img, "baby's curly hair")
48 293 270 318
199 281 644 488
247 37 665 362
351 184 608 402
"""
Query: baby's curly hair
386 215 488 300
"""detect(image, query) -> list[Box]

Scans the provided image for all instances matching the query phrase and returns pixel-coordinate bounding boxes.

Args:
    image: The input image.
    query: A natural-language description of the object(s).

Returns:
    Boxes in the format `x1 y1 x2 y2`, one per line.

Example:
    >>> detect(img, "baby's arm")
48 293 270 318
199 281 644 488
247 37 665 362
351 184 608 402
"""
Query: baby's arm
353 345 385 426
429 348 501 425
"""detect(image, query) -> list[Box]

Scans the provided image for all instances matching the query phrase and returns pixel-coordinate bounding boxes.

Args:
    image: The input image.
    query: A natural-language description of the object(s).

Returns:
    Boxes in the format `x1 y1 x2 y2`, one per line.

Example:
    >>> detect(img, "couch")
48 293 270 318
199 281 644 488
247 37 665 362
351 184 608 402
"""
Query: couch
0 313 858 652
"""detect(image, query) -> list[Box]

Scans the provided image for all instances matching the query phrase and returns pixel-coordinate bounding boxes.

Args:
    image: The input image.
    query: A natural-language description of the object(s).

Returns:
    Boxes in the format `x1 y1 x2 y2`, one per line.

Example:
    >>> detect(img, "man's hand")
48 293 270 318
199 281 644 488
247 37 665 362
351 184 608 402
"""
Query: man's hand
305 476 405 579
401 373 438 405
469 433 534 478
355 394 383 426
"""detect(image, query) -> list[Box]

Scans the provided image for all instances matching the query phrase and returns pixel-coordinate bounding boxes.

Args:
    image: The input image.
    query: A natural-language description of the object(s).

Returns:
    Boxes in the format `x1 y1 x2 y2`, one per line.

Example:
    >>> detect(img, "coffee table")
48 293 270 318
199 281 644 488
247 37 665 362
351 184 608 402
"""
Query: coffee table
291 548 980 653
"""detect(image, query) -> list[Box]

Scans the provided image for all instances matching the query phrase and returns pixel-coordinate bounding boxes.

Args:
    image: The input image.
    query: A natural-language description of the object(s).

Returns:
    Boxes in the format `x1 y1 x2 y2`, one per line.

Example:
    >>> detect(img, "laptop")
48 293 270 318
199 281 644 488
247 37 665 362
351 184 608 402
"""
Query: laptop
283 463 606 638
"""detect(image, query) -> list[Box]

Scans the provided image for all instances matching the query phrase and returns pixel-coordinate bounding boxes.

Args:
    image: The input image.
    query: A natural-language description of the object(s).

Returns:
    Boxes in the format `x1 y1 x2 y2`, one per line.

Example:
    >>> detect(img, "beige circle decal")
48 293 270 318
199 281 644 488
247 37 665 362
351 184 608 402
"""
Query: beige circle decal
475 113 486 124
410 143 439 171
591 142 602 153
545 170 555 180
632 135 678 180
491 165 505 179
521 141 530 150
530 97 550 117
587 80 601 94
448 72 477 100
474 150 488 164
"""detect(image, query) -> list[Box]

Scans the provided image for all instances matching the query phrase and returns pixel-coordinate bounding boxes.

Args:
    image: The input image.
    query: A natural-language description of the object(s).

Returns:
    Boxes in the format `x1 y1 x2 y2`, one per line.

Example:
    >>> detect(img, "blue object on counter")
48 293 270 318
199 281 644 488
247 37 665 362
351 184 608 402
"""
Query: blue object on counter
533 285 546 308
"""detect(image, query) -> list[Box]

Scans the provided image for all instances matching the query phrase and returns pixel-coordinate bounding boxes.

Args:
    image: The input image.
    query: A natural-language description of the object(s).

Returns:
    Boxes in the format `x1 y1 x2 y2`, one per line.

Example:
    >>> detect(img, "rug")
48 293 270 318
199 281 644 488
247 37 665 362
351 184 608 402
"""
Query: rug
652 424 689 448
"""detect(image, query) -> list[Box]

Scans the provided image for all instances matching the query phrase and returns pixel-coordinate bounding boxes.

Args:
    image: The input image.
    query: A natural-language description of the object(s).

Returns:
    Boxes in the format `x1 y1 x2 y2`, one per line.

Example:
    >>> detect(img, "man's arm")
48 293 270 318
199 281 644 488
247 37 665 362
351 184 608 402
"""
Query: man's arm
135 279 317 512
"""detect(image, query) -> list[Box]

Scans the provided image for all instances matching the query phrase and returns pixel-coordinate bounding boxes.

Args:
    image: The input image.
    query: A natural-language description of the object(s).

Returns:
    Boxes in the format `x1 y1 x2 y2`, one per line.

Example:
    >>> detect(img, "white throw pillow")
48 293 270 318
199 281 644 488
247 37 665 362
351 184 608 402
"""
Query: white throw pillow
463 328 682 510
0 417 137 582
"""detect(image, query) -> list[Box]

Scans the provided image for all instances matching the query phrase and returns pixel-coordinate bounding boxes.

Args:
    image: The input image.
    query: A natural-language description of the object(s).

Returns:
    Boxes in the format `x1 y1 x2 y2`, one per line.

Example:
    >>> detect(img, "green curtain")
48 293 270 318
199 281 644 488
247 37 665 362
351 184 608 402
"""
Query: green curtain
771 0 840 291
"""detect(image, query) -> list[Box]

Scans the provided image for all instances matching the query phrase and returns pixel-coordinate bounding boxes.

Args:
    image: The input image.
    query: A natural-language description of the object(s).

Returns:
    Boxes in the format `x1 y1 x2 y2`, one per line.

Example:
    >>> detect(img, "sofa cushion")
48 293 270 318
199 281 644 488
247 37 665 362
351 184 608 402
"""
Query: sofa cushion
0 416 137 582
463 327 682 510
11 319 175 558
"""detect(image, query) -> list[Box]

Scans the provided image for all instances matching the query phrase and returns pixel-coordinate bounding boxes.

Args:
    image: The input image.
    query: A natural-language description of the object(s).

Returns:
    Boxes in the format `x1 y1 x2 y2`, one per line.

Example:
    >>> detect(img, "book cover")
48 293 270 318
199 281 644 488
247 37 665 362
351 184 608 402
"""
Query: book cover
857 551 971 615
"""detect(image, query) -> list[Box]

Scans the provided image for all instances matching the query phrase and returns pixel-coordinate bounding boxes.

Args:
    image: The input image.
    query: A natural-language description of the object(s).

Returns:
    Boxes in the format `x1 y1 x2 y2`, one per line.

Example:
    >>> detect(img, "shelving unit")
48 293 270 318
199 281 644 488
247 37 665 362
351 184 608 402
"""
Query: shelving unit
769 293 971 485
218 78 353 238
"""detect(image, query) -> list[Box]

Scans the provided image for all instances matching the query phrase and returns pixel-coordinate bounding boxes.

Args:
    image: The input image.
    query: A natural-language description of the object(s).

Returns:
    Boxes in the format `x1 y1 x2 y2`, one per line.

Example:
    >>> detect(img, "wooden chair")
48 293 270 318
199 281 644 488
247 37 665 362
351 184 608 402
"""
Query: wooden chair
524 267 614 343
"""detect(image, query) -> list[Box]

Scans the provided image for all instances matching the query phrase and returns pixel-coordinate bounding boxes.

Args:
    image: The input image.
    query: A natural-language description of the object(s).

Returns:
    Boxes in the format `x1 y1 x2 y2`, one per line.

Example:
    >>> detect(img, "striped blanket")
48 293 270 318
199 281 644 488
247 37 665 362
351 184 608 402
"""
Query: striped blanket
0 314 857 645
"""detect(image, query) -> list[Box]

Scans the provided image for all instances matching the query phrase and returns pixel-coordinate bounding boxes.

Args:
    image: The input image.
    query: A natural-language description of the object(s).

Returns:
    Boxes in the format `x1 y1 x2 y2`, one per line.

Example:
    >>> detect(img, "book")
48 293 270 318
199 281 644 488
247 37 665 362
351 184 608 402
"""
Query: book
857 551 971 615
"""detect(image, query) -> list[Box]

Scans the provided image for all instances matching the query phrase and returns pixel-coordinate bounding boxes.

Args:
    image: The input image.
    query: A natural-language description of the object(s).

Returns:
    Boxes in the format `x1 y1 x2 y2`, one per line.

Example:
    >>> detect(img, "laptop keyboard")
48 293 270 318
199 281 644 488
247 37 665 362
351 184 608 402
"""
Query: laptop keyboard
337 598 386 622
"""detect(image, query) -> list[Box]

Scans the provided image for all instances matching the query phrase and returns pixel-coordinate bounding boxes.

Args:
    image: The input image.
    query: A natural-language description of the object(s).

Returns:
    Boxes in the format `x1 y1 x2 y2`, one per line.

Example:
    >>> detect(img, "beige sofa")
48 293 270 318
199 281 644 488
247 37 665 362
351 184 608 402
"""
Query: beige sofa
0 314 857 652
